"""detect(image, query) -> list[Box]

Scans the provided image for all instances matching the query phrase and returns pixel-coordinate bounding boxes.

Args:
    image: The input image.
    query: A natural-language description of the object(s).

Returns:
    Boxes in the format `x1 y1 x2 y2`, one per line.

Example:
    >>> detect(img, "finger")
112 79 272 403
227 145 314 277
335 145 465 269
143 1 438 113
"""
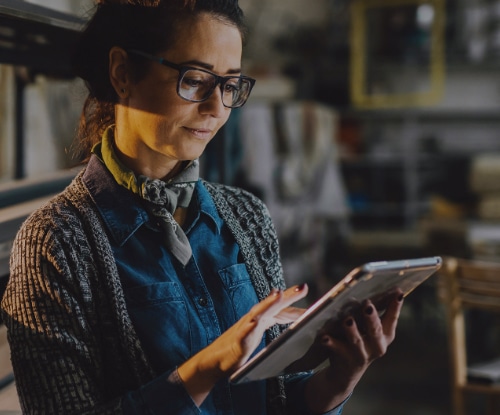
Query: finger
259 284 309 319
360 301 387 358
235 290 282 340
322 317 367 362
282 284 309 303
247 289 284 322
248 284 308 328
361 301 383 339
380 293 404 340
274 306 307 324
340 317 364 349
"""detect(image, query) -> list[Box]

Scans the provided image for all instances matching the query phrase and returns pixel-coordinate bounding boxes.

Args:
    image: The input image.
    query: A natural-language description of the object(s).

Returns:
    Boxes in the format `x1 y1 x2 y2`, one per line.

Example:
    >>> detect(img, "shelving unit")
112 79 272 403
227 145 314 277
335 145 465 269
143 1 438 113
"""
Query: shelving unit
0 0 84 179
339 107 497 230
0 2 84 407
0 0 83 262
0 0 84 75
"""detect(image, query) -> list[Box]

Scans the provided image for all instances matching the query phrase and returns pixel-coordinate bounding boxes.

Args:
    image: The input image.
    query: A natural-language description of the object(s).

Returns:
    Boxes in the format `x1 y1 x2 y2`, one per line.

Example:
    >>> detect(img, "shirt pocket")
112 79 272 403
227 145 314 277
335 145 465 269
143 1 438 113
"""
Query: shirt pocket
125 282 193 366
126 281 184 307
219 264 259 320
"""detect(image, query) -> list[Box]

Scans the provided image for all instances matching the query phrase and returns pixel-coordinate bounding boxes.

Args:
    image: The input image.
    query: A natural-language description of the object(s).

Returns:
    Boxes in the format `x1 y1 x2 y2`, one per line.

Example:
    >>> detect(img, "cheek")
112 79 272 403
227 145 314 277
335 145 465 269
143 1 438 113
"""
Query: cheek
134 80 182 116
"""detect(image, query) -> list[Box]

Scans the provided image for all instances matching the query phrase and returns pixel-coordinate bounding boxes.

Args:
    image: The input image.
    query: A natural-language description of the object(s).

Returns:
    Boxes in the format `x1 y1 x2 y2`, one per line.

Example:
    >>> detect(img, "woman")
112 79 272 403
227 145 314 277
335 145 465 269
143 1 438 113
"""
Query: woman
1 1 403 414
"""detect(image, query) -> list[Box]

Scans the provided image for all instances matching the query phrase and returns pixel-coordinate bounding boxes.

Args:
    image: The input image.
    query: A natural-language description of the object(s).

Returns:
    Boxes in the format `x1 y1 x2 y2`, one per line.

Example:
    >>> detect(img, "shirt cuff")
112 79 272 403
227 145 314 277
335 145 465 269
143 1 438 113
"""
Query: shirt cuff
122 367 200 415
285 373 350 415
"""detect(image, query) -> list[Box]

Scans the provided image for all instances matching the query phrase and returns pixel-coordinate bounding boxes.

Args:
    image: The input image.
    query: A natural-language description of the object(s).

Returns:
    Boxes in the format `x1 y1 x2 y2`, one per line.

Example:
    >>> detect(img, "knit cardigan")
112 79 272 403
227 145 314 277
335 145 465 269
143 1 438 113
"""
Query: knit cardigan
1 170 288 414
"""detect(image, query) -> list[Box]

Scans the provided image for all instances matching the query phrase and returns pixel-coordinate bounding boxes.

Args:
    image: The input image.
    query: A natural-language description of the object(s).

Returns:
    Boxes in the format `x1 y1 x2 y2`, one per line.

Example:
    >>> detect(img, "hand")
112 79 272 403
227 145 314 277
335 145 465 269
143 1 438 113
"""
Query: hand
207 284 308 374
304 291 404 413
177 284 308 406
325 293 403 378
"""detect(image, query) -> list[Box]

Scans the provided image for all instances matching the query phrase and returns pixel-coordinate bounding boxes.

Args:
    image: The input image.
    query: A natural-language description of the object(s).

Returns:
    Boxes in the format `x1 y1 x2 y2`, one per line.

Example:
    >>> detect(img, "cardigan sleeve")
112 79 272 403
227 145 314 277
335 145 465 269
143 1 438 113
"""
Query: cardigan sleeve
122 368 201 415
1 208 126 414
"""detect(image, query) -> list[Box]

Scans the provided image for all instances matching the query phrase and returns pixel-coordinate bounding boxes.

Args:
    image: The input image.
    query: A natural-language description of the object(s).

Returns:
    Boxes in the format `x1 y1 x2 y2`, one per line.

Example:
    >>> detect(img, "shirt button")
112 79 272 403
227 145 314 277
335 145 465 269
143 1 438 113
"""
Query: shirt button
198 297 208 307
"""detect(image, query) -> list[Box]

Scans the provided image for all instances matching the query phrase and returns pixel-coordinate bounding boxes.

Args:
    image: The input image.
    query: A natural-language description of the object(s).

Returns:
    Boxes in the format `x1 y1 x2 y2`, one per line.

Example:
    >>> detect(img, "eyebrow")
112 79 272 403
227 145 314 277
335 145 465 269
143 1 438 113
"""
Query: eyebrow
179 59 242 75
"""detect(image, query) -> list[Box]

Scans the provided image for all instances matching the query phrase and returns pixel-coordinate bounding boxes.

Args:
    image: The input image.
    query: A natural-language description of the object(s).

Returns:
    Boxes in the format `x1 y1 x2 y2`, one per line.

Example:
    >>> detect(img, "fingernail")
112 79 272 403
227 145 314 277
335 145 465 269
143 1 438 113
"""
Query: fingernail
295 283 307 292
345 318 354 327
365 305 374 315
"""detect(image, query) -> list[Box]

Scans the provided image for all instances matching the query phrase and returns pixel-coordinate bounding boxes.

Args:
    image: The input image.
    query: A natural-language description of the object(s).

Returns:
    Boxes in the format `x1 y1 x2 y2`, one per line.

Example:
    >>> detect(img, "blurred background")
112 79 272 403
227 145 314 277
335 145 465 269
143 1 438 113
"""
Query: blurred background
2 0 500 413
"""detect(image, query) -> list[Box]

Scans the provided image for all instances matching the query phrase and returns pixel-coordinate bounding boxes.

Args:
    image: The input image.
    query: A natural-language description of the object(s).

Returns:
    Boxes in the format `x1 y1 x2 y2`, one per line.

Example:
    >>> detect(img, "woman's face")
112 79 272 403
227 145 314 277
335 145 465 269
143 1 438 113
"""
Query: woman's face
114 13 243 179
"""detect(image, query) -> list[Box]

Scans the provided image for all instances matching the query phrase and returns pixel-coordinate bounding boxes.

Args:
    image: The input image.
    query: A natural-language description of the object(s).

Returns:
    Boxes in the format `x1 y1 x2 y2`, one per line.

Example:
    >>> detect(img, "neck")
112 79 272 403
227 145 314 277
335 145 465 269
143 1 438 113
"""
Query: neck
112 141 184 181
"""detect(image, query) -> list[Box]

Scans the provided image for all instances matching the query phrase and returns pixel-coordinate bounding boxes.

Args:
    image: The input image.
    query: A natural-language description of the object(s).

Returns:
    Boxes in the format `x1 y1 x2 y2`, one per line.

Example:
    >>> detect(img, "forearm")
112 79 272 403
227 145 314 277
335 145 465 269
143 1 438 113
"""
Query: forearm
285 372 348 415
177 351 225 407
303 368 360 414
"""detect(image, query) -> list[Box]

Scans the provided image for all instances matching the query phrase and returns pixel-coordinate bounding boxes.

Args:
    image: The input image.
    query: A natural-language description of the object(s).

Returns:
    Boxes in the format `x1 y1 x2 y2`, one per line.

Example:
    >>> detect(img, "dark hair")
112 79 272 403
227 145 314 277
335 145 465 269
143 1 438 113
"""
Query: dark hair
71 0 246 161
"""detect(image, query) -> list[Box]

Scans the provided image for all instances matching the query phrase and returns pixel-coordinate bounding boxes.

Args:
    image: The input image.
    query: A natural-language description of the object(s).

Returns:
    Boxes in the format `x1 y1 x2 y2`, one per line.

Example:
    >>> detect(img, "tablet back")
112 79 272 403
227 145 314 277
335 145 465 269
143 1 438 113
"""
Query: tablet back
230 256 442 384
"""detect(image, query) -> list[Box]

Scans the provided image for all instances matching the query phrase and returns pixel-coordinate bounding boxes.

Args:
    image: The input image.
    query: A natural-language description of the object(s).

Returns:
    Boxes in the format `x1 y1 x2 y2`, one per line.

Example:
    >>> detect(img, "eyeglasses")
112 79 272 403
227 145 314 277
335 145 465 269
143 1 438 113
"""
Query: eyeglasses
127 49 256 108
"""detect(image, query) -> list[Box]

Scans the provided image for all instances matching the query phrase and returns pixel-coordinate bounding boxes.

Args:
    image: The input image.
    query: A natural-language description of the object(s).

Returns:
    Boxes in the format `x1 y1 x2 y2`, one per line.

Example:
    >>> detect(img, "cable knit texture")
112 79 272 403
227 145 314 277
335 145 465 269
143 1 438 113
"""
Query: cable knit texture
1 171 288 415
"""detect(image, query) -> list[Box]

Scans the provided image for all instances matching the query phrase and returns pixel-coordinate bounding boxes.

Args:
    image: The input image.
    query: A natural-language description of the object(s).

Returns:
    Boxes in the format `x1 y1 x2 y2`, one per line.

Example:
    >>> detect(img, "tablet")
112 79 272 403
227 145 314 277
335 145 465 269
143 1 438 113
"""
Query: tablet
230 256 442 384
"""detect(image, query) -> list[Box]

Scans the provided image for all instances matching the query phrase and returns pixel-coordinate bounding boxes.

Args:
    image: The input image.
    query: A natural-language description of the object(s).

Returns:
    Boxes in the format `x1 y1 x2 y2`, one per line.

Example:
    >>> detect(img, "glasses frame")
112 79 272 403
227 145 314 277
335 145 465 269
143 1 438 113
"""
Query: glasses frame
127 49 256 108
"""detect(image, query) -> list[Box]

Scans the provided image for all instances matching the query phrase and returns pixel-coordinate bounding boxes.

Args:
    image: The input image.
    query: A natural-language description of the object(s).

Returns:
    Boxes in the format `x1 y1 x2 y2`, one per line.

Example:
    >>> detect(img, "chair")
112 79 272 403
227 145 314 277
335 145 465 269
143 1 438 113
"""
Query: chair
438 257 500 415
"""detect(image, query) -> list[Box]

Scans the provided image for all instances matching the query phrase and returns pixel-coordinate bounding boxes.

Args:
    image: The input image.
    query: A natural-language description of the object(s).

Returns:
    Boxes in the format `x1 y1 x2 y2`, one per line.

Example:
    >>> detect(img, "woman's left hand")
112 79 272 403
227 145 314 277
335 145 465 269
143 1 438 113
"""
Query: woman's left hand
302 291 404 413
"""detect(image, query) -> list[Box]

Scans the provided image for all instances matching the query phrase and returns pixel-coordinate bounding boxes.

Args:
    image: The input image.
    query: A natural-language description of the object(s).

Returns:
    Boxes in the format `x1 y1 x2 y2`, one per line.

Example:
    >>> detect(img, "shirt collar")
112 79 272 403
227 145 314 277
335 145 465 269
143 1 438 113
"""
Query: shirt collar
186 180 224 235
83 155 224 244
82 154 150 246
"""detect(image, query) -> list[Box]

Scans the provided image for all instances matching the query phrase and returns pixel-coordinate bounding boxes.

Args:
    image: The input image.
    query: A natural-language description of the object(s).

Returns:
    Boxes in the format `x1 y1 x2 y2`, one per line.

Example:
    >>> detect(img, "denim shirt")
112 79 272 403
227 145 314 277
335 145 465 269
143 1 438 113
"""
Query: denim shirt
85 159 345 415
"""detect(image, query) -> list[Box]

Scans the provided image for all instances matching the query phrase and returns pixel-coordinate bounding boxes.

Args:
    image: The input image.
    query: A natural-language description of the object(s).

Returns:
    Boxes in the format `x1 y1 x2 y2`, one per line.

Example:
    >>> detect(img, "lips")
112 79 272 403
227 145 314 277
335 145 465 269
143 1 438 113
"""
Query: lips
185 127 213 139
189 128 211 133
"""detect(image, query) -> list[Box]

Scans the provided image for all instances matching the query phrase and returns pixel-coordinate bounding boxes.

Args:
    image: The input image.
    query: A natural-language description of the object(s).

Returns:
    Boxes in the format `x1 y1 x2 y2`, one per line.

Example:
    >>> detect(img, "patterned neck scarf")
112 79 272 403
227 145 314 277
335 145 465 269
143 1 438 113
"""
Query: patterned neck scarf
93 126 199 266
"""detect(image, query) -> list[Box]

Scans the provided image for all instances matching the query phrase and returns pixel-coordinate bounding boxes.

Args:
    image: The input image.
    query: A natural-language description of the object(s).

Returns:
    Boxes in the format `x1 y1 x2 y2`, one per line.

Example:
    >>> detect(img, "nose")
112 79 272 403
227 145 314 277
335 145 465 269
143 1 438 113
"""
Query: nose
198 84 228 118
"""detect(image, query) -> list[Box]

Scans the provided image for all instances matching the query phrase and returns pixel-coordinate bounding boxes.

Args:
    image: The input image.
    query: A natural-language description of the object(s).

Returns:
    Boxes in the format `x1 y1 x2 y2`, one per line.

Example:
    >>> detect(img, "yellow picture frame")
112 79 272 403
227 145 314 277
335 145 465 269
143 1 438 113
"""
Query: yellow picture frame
350 0 445 109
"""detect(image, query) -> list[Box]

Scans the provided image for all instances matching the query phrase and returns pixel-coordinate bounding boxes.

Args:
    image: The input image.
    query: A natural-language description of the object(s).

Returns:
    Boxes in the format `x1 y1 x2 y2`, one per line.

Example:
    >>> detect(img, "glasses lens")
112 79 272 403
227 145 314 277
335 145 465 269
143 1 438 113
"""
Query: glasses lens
222 78 252 108
178 70 254 108
179 69 216 102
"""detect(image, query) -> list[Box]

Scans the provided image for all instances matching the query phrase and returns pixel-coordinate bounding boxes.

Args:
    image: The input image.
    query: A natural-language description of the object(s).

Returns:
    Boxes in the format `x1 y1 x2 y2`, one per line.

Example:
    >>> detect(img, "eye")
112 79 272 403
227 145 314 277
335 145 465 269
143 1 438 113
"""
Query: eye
182 76 204 88
181 70 214 89
223 78 241 93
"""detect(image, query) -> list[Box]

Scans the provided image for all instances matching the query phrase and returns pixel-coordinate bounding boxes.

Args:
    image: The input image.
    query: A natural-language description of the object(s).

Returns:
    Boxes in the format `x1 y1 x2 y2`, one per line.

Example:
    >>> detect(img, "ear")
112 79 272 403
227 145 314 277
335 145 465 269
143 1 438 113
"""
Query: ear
109 46 130 99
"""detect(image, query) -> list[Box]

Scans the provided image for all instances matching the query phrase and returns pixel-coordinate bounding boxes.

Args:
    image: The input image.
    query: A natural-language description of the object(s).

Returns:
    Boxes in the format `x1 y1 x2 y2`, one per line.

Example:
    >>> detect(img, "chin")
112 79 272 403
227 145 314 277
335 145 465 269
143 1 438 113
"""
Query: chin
183 144 209 161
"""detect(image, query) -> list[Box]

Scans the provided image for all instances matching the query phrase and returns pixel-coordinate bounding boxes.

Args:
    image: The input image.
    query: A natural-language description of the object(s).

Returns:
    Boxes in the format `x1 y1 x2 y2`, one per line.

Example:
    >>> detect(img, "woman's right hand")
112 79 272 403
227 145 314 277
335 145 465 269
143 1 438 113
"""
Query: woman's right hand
177 284 309 406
